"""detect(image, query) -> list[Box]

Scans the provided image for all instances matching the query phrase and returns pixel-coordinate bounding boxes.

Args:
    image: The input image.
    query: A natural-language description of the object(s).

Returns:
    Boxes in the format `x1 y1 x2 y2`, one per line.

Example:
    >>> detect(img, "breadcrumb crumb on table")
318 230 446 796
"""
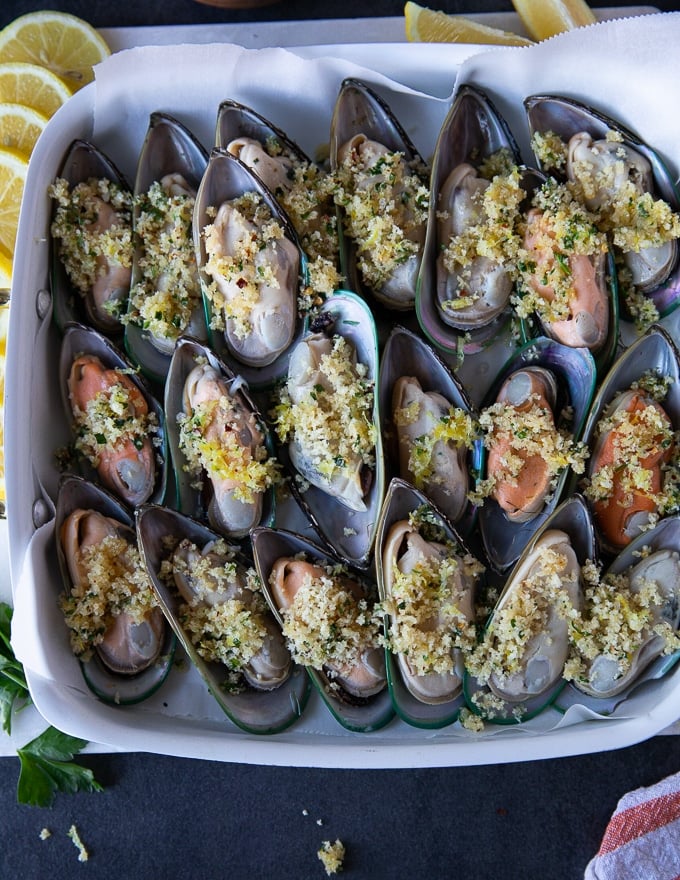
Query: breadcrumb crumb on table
39 828 51 840
318 839 345 876
67 824 89 862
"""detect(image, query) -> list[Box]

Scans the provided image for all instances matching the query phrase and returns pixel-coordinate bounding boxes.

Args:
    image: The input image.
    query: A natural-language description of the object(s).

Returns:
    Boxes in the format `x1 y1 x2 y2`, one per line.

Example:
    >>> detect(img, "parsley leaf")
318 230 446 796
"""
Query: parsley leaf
17 728 103 807
0 602 104 806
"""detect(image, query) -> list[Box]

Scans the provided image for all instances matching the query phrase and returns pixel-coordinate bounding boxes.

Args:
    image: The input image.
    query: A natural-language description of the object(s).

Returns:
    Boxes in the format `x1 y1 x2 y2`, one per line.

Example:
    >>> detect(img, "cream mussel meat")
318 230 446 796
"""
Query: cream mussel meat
61 325 165 508
195 150 302 383
381 516 479 706
125 113 209 380
166 537 290 691
566 528 680 700
417 85 521 354
525 95 680 326
49 140 133 335
330 78 429 310
216 101 341 301
55 476 173 705
379 326 479 531
166 338 279 538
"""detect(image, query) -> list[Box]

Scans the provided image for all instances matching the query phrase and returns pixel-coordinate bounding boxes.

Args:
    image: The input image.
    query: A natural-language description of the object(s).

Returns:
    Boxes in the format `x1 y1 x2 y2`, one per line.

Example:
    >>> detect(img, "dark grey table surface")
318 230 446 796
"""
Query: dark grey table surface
2 1 680 878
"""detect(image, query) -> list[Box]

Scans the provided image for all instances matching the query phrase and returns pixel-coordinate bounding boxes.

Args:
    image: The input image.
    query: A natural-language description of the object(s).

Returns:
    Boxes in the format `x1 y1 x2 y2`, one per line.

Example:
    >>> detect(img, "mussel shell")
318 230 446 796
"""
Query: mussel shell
464 494 596 724
164 335 276 538
580 324 680 554
516 167 620 376
274 290 385 569
135 504 310 734
525 94 680 318
59 322 168 508
193 148 307 390
215 99 311 165
55 474 175 705
375 477 479 728
378 325 482 538
478 336 597 572
251 525 394 733
417 85 521 356
126 112 209 383
329 77 427 311
50 139 131 337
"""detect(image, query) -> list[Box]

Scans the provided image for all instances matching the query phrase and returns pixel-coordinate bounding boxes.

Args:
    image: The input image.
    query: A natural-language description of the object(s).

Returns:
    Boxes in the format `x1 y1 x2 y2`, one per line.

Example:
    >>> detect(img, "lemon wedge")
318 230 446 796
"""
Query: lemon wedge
0 146 28 258
0 246 11 291
404 2 533 45
0 11 110 93
0 101 48 158
0 61 71 119
511 0 596 40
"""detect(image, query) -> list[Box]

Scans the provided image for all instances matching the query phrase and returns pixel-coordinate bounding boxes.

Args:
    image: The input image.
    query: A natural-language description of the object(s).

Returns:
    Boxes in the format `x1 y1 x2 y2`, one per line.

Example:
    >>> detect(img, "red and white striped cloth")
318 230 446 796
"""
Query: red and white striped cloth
585 770 680 879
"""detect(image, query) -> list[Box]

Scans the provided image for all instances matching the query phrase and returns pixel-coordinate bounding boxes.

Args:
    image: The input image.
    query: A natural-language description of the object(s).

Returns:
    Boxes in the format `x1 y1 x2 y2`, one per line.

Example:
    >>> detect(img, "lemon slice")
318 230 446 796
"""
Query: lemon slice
0 11 110 93
404 2 533 45
0 146 28 258
0 245 11 291
511 0 596 40
0 101 48 158
0 61 71 118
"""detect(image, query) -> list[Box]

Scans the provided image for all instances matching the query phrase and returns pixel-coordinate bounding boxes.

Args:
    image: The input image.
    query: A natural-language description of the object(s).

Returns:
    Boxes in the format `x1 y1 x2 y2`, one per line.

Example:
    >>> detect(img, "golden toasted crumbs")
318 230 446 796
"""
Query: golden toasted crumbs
470 397 587 505
272 335 376 488
531 131 568 174
274 566 382 672
49 176 133 308
60 532 158 659
318 840 345 876
67 825 89 863
333 147 428 289
394 401 477 490
39 828 52 840
125 177 201 345
178 391 279 504
384 542 479 676
459 706 485 732
468 545 579 686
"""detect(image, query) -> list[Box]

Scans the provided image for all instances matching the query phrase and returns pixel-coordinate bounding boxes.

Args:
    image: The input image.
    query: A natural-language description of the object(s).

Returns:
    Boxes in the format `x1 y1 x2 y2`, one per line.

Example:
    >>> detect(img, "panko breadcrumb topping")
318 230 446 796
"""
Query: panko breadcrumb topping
274 566 382 672
272 335 376 487
393 401 477 490
318 839 345 876
67 825 89 863
203 191 290 337
467 545 579 686
178 393 279 504
564 558 680 685
49 176 133 306
470 397 587 505
60 533 159 660
384 545 479 676
333 148 428 288
125 177 201 345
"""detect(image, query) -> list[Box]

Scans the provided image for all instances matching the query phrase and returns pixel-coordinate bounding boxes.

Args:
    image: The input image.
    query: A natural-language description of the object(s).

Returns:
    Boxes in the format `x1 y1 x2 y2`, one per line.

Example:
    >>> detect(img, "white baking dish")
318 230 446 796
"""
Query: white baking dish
7 26 680 767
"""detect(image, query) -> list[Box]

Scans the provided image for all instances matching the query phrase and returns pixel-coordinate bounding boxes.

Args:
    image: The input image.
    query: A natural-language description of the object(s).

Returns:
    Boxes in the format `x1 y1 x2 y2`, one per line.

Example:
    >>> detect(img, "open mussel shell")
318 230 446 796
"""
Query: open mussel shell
50 139 132 337
215 99 310 165
516 167 620 376
375 478 479 728
125 112 209 383
378 325 482 539
55 475 176 705
579 324 680 555
275 290 385 569
135 505 310 735
59 322 168 508
464 494 596 724
478 337 597 572
193 148 307 390
525 94 680 318
329 77 427 312
561 515 680 713
417 85 521 356
164 335 276 538
251 526 394 733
